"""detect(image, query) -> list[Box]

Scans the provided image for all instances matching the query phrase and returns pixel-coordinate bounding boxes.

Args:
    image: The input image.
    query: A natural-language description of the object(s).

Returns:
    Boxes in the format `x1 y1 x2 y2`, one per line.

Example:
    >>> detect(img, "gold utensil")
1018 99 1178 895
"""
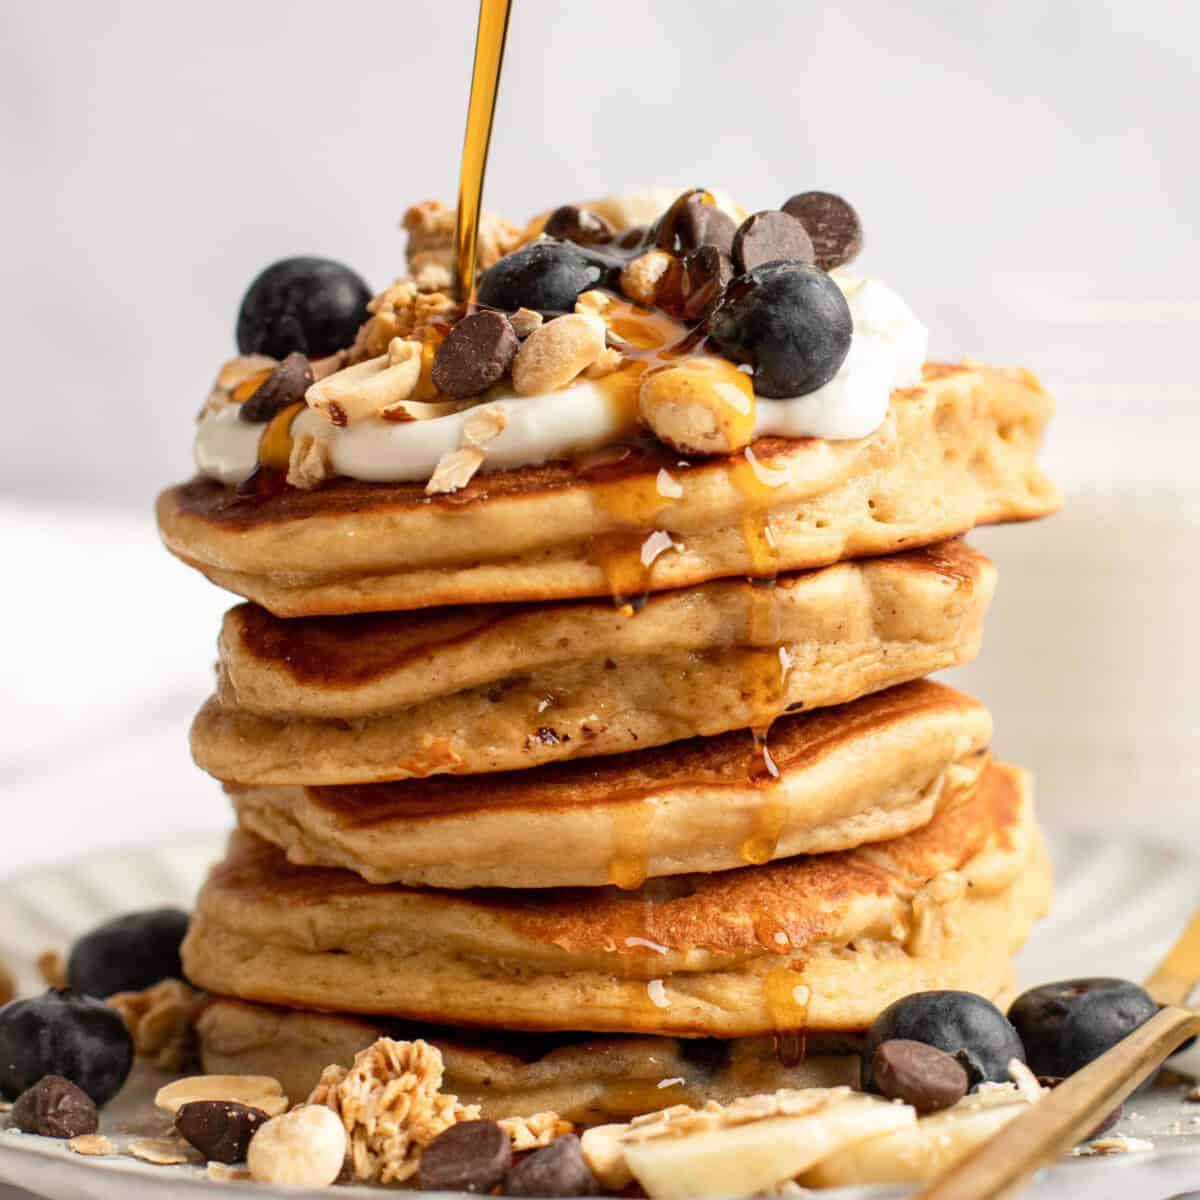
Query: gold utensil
916 909 1200 1200
452 0 513 302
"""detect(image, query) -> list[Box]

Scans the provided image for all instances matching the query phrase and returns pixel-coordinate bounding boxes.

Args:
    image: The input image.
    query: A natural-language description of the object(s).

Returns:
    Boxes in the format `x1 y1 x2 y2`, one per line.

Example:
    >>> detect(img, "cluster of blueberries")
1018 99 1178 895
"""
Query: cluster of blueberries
230 187 866 410
862 981 1162 1107
0 904 1168 1149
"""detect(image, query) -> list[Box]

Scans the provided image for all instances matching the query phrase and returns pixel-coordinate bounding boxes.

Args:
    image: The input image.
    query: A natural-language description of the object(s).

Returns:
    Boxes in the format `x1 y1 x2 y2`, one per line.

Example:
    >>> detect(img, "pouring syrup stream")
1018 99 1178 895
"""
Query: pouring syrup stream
452 0 513 303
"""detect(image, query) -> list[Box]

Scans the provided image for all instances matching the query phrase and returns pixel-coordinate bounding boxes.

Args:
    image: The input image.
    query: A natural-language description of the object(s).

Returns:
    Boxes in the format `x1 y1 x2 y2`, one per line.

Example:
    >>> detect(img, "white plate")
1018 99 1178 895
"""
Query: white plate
1 831 1199 1200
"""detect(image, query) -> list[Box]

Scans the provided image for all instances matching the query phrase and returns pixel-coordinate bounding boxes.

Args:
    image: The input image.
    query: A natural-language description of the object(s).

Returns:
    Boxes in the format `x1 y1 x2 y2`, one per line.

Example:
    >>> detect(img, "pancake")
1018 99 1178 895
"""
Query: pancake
230 681 992 888
157 363 1060 616
183 763 1050 1037
192 543 995 786
217 540 992 722
196 999 862 1124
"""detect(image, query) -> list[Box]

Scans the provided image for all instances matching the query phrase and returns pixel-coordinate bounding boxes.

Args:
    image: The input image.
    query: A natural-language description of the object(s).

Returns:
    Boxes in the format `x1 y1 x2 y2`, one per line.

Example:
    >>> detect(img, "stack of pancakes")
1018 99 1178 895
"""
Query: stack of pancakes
158 359 1060 1123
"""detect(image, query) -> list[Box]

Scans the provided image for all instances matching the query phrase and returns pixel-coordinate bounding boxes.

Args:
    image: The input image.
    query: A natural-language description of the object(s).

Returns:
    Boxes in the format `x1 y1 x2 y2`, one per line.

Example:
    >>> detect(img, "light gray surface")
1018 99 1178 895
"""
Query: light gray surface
1 0 1197 504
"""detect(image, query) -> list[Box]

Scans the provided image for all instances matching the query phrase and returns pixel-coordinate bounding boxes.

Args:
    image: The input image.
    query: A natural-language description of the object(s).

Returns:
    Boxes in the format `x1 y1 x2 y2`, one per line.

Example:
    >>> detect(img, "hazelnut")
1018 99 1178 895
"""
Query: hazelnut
638 357 756 455
247 1105 347 1187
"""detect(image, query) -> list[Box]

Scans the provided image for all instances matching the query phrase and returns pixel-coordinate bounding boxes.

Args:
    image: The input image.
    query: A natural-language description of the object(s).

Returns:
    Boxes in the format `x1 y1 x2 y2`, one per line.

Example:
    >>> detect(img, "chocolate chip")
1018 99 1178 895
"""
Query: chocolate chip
616 225 649 251
175 1100 270 1164
677 201 736 256
543 206 615 247
238 352 314 423
11 1075 99 1139
418 1119 512 1193
652 193 736 258
781 191 863 271
503 1134 598 1197
431 310 518 399
681 244 734 321
731 210 815 273
872 1039 969 1114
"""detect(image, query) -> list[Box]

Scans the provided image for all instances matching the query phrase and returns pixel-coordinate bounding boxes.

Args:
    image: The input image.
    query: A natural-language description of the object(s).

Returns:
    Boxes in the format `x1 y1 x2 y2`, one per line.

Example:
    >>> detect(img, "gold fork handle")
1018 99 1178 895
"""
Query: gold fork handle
916 1006 1200 1200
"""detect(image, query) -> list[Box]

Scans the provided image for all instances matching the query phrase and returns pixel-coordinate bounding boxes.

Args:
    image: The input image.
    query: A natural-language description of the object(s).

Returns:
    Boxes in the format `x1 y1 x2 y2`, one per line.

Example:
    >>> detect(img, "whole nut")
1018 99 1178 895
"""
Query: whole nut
511 313 607 395
155 1075 288 1118
247 1105 347 1187
305 340 421 425
638 357 756 455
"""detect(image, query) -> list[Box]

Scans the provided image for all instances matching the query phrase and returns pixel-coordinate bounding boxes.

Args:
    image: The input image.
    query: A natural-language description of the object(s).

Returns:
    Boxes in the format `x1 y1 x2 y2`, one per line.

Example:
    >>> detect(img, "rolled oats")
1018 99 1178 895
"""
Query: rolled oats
512 313 607 395
499 1111 573 1152
402 200 523 287
37 950 66 990
206 1162 252 1182
307 1037 479 1186
107 979 202 1073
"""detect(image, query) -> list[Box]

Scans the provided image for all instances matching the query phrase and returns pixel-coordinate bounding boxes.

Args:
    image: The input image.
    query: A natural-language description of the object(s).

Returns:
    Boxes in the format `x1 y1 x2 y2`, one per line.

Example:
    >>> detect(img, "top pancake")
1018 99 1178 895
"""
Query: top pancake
157 363 1060 615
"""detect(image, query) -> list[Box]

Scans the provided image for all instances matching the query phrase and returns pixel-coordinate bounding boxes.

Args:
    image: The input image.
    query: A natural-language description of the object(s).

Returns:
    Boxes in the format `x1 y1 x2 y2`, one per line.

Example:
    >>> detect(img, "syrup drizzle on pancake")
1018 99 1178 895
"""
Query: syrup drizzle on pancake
236 401 307 498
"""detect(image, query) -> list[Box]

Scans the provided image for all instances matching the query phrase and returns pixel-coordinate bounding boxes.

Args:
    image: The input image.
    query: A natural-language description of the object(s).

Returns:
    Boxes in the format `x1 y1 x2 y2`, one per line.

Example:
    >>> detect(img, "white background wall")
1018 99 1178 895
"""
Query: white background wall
4 0 1198 502
1 1 1198 873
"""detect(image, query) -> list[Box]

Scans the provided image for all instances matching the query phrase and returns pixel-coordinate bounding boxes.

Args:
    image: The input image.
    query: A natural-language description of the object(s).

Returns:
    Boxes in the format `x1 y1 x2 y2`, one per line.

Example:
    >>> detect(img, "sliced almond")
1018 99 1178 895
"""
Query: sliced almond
155 1074 288 1117
68 1134 114 1157
128 1137 196 1166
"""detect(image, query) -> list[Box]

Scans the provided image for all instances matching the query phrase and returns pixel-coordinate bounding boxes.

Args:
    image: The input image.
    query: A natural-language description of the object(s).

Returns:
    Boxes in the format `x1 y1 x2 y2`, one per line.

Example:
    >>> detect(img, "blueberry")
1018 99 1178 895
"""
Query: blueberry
476 241 604 315
67 906 190 998
236 256 372 359
0 991 133 1106
1008 978 1159 1079
863 991 1025 1092
706 260 852 398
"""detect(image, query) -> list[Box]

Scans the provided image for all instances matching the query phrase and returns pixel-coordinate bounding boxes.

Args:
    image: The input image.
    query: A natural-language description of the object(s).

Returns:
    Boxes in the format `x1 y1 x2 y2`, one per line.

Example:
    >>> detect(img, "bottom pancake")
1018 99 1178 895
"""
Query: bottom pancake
195 998 866 1124
184 763 1051 1038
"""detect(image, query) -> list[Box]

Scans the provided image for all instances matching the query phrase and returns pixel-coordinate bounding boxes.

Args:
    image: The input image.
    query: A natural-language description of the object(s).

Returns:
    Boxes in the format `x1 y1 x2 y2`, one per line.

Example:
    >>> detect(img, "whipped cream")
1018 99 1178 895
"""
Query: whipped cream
193 276 927 487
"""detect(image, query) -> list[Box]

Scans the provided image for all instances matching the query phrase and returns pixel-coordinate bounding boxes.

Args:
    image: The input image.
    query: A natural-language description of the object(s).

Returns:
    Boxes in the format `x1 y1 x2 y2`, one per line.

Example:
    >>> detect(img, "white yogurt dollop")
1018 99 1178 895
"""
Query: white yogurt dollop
193 275 928 487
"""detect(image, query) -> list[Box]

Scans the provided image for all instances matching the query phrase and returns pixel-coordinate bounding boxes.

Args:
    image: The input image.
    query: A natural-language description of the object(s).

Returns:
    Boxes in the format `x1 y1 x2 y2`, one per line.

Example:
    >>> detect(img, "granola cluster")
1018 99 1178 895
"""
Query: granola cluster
107 979 203 1073
306 1037 480 1185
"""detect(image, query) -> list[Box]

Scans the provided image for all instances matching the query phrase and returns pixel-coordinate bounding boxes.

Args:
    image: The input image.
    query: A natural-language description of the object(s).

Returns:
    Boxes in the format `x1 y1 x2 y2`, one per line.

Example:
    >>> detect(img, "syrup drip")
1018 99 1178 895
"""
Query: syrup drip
231 368 274 404
608 798 655 891
763 961 810 1069
583 299 706 610
235 401 306 499
452 0 512 302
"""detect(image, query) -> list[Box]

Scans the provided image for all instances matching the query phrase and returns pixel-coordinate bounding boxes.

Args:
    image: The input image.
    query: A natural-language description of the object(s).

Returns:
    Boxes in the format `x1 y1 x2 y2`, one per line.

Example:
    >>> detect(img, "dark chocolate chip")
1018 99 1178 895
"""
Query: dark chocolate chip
503 1134 598 1197
731 210 815 273
681 244 734 321
238 352 314 423
543 206 615 247
431 310 518 399
781 191 863 271
616 225 649 251
677 201 736 257
872 1039 969 1114
175 1100 270 1164
418 1119 513 1193
11 1075 99 1139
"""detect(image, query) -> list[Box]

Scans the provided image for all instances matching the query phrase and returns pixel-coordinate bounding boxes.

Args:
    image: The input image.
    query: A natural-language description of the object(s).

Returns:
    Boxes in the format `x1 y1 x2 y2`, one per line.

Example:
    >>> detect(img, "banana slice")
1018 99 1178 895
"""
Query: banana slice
803 1084 1038 1187
621 1092 914 1200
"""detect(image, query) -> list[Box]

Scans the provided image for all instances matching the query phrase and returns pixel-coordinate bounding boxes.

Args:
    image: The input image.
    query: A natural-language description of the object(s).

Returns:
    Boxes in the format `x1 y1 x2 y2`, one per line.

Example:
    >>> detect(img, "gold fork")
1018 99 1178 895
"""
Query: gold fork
915 909 1200 1200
